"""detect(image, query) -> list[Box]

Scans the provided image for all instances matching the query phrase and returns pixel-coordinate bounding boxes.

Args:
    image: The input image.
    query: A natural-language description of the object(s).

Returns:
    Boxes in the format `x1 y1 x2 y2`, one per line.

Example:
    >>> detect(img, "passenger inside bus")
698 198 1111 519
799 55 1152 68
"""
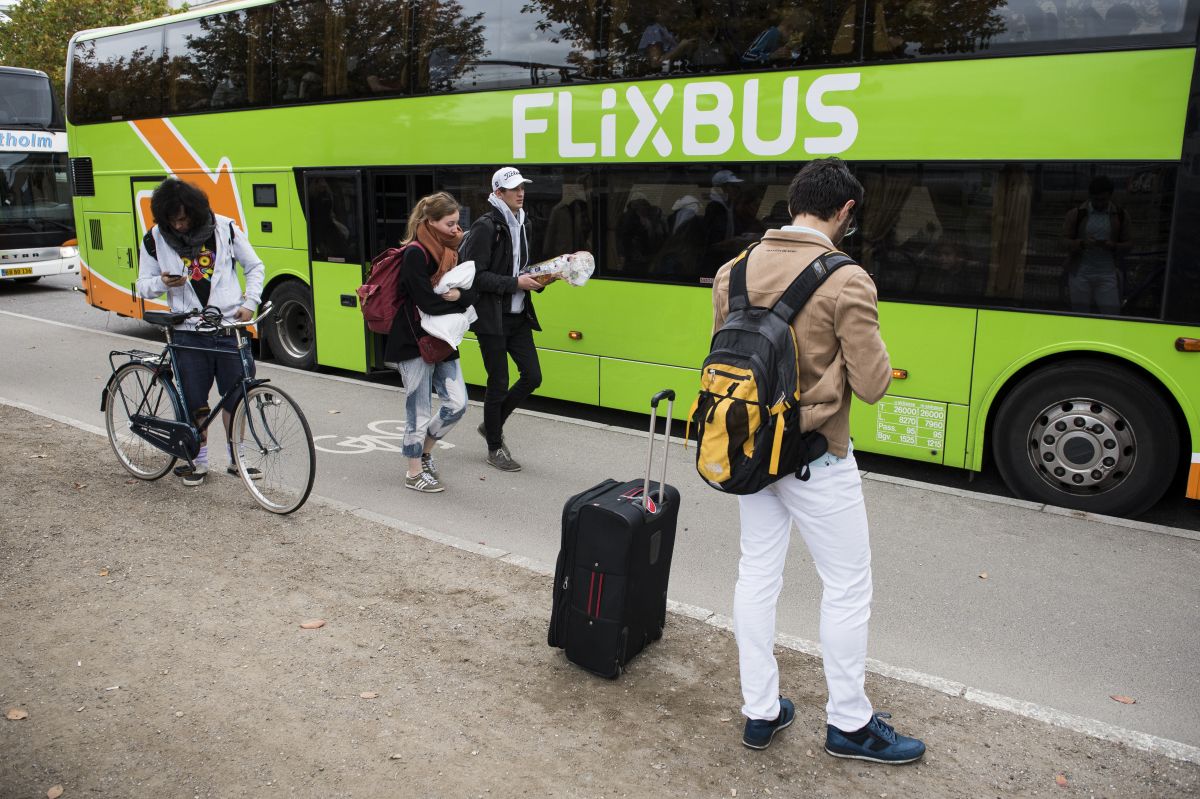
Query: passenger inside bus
740 8 808 66
543 175 593 258
637 12 696 74
616 192 667 273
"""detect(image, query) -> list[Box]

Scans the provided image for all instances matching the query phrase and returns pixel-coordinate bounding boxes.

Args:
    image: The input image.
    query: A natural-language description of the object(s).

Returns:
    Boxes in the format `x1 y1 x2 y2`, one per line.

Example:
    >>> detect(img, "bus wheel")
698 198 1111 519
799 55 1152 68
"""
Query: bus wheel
993 361 1178 518
264 280 315 370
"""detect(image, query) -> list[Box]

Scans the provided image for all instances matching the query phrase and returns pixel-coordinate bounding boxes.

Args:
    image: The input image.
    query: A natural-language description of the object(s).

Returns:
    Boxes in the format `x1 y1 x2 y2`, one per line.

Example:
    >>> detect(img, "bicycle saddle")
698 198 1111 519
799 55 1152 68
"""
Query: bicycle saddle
143 310 196 327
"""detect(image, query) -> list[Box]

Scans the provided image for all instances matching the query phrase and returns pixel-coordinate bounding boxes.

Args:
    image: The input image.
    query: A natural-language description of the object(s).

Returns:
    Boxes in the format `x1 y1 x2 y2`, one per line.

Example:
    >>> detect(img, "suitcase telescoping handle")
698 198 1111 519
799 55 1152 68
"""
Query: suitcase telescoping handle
642 389 675 513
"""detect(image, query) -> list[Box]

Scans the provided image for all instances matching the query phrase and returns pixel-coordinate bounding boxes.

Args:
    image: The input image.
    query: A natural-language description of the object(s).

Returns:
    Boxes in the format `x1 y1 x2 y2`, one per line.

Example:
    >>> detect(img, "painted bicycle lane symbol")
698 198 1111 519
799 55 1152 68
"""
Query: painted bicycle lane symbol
313 419 456 454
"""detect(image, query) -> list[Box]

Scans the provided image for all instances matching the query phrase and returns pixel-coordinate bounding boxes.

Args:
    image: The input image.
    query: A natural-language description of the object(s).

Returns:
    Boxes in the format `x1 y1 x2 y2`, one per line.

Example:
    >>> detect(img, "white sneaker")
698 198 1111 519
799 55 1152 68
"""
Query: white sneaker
181 464 208 487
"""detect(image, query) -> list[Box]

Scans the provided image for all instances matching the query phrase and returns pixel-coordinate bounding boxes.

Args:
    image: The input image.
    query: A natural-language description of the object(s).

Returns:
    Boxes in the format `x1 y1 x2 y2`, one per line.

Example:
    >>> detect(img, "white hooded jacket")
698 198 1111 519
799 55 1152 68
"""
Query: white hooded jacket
136 213 265 330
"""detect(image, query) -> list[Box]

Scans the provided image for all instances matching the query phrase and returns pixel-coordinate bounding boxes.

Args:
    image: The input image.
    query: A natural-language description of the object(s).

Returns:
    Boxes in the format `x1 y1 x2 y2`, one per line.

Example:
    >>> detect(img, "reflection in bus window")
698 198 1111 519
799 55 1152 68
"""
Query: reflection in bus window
342 0 415 98
272 0 328 104
870 0 1196 59
414 0 586 92
854 163 1174 318
165 11 269 114
71 30 163 122
308 176 361 264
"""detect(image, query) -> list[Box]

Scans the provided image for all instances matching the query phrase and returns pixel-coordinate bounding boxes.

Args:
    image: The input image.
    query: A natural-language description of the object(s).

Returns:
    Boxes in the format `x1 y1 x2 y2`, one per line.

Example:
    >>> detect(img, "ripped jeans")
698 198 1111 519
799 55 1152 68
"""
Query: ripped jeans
396 356 468 458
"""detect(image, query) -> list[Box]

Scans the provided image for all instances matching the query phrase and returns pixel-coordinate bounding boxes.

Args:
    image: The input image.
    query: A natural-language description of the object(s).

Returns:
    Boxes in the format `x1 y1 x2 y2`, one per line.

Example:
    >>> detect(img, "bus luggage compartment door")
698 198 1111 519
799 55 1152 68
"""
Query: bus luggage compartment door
81 211 138 316
849 303 977 467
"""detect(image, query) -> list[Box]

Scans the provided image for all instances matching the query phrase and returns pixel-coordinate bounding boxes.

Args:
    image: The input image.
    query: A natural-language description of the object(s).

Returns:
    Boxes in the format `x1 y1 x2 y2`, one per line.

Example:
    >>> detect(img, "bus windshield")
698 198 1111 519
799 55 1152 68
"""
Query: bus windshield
0 71 55 127
0 152 72 234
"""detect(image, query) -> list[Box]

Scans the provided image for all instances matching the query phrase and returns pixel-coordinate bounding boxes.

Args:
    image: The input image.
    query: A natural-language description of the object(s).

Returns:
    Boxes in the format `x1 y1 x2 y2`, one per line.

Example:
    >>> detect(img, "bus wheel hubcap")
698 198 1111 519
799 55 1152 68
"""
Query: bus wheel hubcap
1026 398 1135 495
276 299 313 361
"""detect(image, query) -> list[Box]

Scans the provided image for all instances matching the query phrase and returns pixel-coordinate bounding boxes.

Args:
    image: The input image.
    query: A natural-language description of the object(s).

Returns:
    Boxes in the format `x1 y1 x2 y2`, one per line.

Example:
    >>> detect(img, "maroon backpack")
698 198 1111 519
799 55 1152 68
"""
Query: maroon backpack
356 241 426 334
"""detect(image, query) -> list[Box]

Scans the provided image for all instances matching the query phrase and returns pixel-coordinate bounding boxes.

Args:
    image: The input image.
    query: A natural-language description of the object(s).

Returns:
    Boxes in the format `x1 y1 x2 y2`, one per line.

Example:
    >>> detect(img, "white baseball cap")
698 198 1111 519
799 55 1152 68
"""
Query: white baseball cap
712 169 744 186
492 167 532 191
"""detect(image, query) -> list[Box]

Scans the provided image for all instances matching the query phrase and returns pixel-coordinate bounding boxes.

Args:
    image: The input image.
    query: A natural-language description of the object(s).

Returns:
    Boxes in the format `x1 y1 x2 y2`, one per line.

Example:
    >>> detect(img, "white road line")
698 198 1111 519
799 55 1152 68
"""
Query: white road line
4 396 1200 766
2 307 1197 544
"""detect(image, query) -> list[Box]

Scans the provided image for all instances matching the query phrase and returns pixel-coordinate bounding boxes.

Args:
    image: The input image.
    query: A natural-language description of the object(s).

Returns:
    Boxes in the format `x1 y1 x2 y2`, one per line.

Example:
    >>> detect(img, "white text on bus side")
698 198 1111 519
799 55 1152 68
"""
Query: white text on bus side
512 74 860 160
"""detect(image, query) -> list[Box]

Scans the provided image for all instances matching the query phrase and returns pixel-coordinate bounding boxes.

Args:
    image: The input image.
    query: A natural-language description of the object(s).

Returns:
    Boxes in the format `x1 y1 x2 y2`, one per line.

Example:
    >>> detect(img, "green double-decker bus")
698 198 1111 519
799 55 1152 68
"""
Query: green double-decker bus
66 0 1200 518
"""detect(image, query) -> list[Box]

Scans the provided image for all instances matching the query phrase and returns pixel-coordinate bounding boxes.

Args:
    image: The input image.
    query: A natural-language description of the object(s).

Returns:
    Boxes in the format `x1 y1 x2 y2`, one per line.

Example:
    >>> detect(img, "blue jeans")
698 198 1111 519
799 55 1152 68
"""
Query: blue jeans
172 330 252 420
396 357 468 458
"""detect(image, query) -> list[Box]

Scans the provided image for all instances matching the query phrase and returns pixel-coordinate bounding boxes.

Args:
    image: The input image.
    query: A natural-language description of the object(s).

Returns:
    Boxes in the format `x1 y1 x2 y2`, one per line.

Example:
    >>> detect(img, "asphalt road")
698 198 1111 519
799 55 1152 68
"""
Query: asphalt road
2 274 1199 751
7 274 1198 531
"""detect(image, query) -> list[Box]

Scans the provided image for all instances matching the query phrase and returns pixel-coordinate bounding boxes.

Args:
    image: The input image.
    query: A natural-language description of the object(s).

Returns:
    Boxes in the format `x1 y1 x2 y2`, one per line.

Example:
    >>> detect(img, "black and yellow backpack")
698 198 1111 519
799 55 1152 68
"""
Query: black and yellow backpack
687 243 854 495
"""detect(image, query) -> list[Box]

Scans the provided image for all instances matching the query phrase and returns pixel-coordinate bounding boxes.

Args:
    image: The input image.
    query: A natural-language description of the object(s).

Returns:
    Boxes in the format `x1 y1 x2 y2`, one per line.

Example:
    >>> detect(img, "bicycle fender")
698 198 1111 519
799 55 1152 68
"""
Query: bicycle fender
100 371 121 412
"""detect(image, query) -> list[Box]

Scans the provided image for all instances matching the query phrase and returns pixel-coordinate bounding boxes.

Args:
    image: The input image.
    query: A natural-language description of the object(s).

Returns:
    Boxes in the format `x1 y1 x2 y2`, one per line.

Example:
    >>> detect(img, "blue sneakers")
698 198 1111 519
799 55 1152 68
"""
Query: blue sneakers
825 712 926 764
742 697 795 750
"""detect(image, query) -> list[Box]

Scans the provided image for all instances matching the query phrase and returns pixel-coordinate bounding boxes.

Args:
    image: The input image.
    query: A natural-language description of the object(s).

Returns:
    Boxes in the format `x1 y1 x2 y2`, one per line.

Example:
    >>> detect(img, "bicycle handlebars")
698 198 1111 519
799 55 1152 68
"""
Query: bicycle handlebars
191 301 276 334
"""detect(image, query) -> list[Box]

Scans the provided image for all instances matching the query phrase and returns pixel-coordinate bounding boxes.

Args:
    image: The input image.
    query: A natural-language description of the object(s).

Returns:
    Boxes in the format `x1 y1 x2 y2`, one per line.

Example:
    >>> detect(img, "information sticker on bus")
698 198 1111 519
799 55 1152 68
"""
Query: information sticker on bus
875 397 947 453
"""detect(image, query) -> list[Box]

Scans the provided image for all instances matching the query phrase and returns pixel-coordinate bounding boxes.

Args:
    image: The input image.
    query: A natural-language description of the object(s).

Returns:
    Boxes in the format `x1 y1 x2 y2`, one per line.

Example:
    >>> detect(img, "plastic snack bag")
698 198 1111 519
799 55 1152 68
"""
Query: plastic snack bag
521 251 595 287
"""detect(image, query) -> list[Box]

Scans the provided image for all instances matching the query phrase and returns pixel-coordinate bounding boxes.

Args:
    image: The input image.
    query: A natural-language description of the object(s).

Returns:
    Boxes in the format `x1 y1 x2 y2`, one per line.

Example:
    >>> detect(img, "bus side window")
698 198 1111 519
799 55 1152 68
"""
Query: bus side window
272 0 328 105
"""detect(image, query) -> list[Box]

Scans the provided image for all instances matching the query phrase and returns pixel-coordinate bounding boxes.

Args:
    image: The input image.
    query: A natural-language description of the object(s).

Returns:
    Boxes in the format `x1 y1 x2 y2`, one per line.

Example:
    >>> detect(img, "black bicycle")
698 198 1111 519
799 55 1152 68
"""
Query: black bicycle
102 302 316 514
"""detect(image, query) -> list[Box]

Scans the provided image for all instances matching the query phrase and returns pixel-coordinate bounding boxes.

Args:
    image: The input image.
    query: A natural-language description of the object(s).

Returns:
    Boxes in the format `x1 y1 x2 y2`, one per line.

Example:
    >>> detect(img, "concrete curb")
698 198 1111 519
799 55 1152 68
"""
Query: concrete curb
3 308 1194 545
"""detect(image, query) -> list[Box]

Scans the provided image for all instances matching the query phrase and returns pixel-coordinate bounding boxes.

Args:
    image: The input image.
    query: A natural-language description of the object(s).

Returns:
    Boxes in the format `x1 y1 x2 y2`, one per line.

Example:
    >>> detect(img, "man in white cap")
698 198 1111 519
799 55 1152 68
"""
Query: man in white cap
462 167 552 472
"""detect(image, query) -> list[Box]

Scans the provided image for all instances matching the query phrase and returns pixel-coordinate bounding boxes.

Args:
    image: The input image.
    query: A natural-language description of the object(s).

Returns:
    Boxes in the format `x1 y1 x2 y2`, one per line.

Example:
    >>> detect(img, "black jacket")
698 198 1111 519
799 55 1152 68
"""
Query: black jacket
384 244 478 364
461 208 541 335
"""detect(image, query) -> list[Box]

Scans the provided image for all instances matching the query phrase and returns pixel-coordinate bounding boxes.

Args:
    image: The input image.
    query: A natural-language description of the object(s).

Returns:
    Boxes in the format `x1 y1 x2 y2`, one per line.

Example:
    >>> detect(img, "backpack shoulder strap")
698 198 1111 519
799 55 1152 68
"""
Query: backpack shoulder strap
726 240 762 313
142 229 157 260
771 251 855 323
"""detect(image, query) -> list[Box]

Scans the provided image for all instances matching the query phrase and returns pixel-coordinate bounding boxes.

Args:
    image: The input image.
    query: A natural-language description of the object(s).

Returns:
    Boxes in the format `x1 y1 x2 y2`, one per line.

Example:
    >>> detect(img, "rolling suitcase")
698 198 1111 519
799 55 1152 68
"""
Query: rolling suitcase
548 390 680 678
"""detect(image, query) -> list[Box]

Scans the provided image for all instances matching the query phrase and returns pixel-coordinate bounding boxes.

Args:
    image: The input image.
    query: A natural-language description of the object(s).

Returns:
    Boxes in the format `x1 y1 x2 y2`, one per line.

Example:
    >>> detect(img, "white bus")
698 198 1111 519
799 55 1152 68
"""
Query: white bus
0 66 77 282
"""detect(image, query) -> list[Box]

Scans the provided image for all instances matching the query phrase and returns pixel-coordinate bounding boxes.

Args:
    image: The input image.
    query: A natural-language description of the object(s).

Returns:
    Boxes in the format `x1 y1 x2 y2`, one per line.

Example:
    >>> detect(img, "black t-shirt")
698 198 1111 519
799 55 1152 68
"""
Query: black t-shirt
182 236 218 307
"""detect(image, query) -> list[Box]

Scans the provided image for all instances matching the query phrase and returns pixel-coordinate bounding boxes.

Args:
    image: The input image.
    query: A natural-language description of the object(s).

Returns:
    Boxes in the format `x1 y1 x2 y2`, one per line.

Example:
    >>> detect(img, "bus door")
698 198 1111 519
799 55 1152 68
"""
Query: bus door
365 171 434 370
303 170 368 372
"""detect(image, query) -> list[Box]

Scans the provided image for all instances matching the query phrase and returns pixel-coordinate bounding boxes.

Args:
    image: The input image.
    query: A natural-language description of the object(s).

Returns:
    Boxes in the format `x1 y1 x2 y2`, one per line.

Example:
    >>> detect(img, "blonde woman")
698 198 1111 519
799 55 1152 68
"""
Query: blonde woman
384 192 476 493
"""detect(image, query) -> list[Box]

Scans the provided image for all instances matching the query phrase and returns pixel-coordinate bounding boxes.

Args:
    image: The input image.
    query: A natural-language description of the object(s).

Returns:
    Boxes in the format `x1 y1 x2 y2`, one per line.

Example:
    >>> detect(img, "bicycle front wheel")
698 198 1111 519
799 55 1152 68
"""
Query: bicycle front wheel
104 362 182 480
231 385 316 514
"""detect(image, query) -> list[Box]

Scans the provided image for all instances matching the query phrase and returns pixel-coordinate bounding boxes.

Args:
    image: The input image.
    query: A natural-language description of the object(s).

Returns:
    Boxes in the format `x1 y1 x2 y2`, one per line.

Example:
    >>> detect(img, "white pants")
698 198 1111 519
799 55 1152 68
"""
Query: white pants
733 455 874 732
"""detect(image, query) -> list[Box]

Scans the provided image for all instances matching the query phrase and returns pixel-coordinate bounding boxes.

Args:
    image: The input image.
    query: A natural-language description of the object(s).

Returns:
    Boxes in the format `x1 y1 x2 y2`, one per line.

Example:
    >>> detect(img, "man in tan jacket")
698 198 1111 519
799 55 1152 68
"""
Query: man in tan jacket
714 158 925 763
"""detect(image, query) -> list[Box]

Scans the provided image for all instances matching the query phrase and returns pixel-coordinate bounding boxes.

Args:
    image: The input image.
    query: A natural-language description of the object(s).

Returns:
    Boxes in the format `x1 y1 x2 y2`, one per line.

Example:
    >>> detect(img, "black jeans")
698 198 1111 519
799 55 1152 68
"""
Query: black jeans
477 313 541 451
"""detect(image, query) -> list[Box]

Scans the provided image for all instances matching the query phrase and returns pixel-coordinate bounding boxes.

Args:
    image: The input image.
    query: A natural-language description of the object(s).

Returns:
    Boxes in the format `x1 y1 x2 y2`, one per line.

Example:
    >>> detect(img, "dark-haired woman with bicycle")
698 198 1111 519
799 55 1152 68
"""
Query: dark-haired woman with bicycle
135 178 265 487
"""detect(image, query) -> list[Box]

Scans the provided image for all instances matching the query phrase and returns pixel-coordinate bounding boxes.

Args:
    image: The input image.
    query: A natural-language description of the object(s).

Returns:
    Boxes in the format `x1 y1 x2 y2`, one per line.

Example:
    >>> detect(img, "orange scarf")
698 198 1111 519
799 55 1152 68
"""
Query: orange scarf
415 221 462 287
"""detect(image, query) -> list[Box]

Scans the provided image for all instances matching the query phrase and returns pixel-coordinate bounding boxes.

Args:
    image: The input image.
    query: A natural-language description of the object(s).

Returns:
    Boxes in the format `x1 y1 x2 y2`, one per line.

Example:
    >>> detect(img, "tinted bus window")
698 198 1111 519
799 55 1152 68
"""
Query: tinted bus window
599 0 859 80
272 0 330 105
165 9 270 114
341 0 416 98
867 0 1199 60
413 0 580 92
307 174 363 263
594 164 798 284
70 29 163 123
0 72 56 127
852 162 1175 319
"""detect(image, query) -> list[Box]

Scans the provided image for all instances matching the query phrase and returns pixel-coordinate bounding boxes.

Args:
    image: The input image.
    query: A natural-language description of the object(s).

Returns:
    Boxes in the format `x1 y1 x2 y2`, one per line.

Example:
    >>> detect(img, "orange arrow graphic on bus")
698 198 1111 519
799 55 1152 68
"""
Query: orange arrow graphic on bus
129 118 245 230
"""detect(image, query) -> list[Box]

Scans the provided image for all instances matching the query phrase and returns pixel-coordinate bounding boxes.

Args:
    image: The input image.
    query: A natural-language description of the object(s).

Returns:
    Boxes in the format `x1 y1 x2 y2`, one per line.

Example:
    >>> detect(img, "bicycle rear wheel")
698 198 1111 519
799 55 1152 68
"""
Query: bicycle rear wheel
231 385 315 514
104 362 181 480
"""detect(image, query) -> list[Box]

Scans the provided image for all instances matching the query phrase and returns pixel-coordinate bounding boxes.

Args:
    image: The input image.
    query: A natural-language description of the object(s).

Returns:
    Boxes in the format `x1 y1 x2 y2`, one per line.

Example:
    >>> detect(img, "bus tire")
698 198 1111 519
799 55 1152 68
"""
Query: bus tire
264 280 315 370
992 361 1179 518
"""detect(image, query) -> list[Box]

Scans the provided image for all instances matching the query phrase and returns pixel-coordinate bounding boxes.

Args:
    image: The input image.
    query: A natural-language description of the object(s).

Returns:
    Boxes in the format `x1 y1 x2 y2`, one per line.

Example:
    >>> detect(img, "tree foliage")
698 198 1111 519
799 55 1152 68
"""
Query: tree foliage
0 0 176 101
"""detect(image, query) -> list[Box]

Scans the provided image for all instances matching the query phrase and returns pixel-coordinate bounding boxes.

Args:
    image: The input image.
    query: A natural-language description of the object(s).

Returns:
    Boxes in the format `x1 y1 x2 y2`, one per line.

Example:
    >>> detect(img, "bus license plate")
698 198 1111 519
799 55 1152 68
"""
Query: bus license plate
2 267 33 276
